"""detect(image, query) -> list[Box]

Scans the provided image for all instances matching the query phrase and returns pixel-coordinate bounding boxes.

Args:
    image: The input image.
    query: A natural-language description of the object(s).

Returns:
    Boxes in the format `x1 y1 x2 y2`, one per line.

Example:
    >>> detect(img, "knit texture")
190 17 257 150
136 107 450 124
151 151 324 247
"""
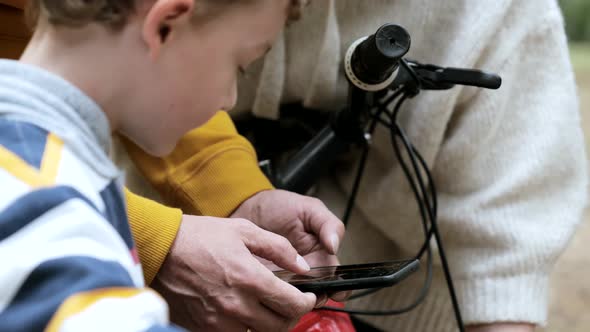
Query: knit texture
125 188 182 285
116 112 274 218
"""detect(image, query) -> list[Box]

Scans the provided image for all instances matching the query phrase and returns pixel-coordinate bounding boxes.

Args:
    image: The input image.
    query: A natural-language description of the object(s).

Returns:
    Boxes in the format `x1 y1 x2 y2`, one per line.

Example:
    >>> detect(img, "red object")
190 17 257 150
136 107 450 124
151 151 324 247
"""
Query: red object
290 300 355 332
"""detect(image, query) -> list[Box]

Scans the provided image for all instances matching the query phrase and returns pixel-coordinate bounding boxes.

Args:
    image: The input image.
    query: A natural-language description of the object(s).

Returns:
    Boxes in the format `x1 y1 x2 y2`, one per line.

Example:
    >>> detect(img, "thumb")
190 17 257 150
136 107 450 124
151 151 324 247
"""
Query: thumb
304 200 345 255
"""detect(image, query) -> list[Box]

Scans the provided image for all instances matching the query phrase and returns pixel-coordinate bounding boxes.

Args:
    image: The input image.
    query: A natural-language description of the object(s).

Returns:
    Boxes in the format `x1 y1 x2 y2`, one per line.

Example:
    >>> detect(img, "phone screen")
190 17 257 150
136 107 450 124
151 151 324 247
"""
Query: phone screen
273 260 416 285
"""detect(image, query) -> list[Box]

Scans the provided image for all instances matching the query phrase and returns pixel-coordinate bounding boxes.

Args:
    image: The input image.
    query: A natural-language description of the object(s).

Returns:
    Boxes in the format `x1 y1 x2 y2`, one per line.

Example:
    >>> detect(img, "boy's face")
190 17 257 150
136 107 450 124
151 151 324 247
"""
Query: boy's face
121 0 291 156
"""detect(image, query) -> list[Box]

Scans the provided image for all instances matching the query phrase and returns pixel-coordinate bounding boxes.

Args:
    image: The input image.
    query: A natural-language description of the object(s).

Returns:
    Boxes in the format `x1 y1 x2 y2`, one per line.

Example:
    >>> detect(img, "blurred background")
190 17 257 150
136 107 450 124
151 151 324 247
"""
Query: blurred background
543 1 590 331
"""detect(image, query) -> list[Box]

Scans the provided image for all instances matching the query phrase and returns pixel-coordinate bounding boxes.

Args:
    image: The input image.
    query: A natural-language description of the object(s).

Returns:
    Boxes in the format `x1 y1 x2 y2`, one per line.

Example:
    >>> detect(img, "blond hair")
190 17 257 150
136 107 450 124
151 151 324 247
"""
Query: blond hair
26 0 309 30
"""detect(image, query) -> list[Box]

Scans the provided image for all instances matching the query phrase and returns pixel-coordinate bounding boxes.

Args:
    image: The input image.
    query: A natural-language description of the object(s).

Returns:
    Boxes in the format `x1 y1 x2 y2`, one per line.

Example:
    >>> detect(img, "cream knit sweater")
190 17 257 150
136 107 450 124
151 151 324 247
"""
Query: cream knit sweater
233 0 588 330
120 0 587 330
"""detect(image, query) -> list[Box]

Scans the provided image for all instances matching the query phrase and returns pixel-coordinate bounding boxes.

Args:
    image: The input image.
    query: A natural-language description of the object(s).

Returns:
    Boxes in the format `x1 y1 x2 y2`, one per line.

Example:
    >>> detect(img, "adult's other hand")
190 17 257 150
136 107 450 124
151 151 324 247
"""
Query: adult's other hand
151 215 317 332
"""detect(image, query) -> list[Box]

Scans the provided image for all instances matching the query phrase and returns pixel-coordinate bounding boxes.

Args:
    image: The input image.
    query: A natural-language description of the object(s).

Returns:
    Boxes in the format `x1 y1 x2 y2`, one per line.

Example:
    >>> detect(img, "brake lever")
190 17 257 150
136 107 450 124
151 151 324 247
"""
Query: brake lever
405 61 502 90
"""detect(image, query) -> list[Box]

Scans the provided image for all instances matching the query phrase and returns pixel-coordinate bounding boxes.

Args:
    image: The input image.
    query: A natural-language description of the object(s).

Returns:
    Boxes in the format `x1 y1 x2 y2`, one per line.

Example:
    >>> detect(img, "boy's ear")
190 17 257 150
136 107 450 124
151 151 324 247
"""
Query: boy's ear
142 0 195 60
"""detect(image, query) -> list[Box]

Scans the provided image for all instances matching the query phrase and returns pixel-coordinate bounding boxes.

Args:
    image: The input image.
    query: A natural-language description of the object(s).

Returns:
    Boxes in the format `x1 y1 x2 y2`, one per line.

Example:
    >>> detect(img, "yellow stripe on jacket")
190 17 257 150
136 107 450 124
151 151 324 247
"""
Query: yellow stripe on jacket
45 288 167 332
0 133 63 187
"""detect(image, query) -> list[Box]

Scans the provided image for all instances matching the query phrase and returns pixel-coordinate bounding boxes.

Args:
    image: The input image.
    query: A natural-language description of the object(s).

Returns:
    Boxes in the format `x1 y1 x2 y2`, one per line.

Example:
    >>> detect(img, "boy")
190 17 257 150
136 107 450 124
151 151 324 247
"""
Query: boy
0 0 317 331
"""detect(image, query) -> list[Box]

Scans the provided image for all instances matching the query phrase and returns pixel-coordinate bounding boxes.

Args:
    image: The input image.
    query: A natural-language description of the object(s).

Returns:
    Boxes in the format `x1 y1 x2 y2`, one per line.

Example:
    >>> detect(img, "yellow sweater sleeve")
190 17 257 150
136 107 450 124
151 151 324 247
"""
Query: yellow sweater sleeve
123 111 274 217
122 112 273 283
125 188 182 284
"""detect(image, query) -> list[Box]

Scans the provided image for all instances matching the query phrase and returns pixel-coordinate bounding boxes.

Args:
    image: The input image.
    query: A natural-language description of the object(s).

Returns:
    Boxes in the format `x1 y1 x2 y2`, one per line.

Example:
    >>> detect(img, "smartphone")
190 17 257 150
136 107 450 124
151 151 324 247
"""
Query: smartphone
273 259 420 293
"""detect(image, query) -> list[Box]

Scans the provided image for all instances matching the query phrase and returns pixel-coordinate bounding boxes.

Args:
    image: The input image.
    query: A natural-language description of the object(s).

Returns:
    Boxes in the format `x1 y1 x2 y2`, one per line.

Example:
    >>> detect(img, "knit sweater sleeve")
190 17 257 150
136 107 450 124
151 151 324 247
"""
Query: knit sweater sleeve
122 111 274 217
432 11 587 325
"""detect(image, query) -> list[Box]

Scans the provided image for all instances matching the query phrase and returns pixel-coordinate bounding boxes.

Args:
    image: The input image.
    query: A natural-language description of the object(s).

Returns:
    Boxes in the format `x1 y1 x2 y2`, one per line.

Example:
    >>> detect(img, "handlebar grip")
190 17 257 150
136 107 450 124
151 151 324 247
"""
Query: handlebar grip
440 68 502 89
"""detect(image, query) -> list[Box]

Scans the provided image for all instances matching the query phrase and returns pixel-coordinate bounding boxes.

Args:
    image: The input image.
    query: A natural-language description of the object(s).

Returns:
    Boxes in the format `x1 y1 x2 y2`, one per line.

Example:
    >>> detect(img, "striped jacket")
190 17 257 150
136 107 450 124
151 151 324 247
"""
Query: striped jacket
0 60 182 331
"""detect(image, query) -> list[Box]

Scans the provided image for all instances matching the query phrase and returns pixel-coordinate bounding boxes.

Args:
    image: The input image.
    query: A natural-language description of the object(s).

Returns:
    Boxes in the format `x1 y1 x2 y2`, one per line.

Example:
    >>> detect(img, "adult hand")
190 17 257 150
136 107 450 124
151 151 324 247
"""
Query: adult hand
231 189 345 265
151 215 317 332
231 189 348 301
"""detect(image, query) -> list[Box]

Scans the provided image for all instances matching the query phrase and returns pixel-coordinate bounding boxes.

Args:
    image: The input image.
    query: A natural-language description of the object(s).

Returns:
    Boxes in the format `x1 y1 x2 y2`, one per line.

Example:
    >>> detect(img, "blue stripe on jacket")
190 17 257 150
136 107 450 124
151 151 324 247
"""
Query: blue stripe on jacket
0 257 135 332
0 186 98 242
100 181 134 249
0 185 135 250
0 119 48 169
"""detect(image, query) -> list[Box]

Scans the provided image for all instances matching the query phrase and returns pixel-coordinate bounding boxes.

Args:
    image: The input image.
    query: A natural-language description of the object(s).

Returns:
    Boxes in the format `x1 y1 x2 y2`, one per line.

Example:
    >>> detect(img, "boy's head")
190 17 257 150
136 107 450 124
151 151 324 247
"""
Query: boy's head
24 0 305 156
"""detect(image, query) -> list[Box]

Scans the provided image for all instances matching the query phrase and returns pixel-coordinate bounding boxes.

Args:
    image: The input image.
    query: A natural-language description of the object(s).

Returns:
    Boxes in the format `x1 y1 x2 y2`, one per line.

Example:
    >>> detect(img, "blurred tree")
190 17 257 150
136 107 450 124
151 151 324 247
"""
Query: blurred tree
560 0 590 41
